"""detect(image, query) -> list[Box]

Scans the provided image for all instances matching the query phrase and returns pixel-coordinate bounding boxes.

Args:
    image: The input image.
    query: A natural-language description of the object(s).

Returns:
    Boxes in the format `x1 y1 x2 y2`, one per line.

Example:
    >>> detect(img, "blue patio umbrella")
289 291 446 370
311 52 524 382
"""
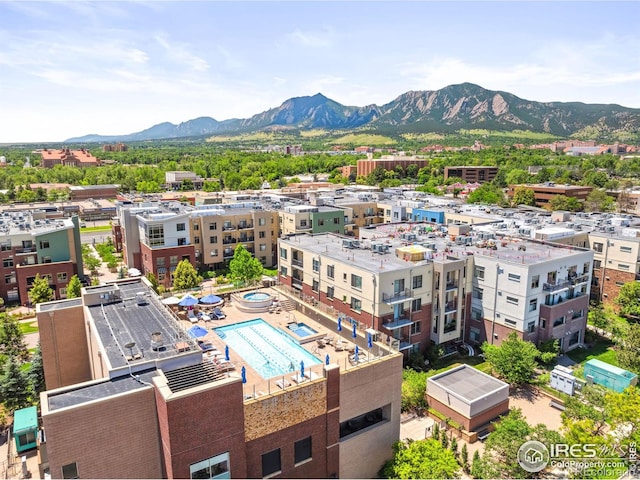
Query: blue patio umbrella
187 325 208 338
367 332 373 349
200 293 223 305
178 294 199 307
241 366 247 383
300 360 305 378
325 354 330 365
352 322 357 339
354 345 359 362
225 345 230 361
337 316 342 332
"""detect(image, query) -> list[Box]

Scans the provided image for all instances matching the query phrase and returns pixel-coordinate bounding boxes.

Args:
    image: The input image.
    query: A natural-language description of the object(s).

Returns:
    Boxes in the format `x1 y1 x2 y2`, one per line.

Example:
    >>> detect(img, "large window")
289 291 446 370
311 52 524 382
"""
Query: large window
411 298 422 311
62 463 79 479
412 275 423 289
312 279 319 292
350 297 362 312
474 266 485 280
261 449 281 477
3 258 13 268
312 259 319 272
473 287 483 300
531 275 540 289
350 274 362 289
190 452 230 479
177 223 186 231
39 240 50 249
327 265 335 279
209 222 217 230
327 286 334 299
57 272 68 282
146 225 164 247
294 437 312 464
280 247 287 259
529 299 537 312
340 407 386 439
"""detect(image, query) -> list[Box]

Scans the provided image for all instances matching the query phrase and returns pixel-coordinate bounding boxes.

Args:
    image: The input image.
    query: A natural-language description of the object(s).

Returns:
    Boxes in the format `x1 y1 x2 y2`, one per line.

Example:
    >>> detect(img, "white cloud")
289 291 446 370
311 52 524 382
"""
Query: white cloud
285 27 335 48
153 34 209 72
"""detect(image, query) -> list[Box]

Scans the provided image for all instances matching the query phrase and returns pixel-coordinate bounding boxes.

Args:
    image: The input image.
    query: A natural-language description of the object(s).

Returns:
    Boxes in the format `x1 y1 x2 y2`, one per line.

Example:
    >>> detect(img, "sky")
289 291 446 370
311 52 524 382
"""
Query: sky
1 1 640 143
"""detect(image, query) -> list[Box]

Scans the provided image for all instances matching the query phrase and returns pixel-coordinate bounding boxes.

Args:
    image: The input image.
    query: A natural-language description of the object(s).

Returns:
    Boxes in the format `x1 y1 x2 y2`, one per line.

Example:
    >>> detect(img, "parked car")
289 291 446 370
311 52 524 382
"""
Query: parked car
212 307 226 320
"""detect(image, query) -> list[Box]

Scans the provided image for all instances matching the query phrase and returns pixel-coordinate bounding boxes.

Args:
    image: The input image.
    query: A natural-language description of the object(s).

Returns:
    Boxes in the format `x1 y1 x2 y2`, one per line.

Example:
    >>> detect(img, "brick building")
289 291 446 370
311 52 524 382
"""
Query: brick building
507 183 593 208
39 149 100 168
444 166 499 183
356 154 429 177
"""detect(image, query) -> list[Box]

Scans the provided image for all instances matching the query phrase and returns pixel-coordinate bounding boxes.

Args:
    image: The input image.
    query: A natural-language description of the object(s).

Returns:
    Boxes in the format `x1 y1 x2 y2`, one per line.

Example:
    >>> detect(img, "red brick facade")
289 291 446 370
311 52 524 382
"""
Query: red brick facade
139 244 196 289
16 261 76 304
426 396 509 432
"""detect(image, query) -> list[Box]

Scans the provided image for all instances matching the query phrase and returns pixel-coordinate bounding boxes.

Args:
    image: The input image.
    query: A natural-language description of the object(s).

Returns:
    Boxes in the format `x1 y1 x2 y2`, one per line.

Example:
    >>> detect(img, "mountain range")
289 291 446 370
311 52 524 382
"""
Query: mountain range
65 83 640 143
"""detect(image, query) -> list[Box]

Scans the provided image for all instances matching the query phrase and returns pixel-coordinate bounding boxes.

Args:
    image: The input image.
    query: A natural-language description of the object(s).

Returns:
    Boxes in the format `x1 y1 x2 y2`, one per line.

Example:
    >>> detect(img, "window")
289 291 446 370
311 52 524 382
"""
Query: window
350 297 361 312
340 407 385 438
412 275 423 289
529 299 537 312
157 257 166 268
294 437 312 464
474 266 485 280
170 255 179 266
194 236 200 244
327 265 335 279
553 316 565 327
209 222 217 230
541 318 547 329
621 246 632 253
280 266 288 277
259 231 266 239
615 281 625 287
259 244 266 252
2 258 13 268
508 273 521 282
178 238 187 246
59 287 67 297
333 217 340 224
527 321 535 333
618 263 630 271
223 221 232 230
280 247 287 259
300 220 308 228
593 260 602 268
177 223 186 231
410 321 421 335
411 298 422 311
327 286 334 299
0 243 10 251
531 275 539 289
43 256 52 264
583 262 590 274
57 272 67 282
39 240 50 249
262 449 281 477
568 330 580 346
593 242 603 253
473 287 483 300
312 279 319 292
190 452 230 479
351 274 362 289
469 327 480 343
193 224 199 231
506 296 518 305
211 249 218 257
146 225 164 246
259 218 266 226
312 259 319 272
5 274 16 285
505 318 517 326
471 307 482 321
62 462 79 479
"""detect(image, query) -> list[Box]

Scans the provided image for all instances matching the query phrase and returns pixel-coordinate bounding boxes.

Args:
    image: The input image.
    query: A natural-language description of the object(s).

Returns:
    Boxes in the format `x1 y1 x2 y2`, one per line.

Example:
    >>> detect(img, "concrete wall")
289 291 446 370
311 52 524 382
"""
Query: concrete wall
37 303 92 390
42 385 163 479
338 354 402 479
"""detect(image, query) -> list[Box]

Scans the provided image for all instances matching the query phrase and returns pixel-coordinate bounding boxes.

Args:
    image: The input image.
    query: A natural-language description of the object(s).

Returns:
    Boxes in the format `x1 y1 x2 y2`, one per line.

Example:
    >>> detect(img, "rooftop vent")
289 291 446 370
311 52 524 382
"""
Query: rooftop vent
150 332 163 351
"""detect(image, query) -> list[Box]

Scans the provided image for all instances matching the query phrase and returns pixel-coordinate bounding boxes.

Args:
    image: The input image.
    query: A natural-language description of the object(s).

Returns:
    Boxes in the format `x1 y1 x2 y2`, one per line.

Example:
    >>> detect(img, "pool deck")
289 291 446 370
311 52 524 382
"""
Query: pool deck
174 287 386 398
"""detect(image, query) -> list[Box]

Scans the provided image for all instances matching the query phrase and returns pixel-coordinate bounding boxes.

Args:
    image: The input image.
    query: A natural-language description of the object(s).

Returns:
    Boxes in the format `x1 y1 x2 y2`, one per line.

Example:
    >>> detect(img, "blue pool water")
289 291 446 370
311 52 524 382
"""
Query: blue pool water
215 319 321 379
243 292 271 301
288 322 318 338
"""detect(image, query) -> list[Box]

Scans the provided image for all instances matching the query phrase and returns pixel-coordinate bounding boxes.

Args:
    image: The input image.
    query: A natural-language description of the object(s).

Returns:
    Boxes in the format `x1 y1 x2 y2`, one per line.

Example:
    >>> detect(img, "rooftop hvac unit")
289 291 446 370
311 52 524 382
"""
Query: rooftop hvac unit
150 332 163 351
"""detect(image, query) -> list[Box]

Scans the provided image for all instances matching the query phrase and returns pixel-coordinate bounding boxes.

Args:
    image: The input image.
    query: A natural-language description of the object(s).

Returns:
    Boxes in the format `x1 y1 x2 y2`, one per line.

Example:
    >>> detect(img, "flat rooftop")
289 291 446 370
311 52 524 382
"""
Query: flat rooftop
428 365 508 403
88 280 200 369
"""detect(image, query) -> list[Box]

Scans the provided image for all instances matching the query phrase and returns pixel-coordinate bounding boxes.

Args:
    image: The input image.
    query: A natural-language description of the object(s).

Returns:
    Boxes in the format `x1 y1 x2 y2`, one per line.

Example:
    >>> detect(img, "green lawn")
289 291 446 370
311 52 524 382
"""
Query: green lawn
566 336 616 365
80 225 112 233
19 321 39 335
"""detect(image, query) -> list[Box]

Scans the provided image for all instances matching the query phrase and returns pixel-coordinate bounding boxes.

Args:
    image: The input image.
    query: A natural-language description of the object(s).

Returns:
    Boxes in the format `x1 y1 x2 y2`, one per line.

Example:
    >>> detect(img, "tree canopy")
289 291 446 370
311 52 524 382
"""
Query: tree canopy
481 332 540 385
511 186 536 206
615 282 640 319
616 323 640 374
172 259 201 291
66 274 82 299
229 244 263 287
380 438 460 479
28 273 53 305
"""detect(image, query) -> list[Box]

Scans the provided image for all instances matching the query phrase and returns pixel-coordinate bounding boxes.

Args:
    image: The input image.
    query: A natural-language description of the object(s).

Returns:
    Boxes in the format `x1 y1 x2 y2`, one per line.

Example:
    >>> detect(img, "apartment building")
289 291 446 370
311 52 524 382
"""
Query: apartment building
165 171 204 191
35 278 402 479
444 166 499 183
0 212 83 304
333 199 383 237
278 205 344 236
356 154 429 177
279 226 593 353
116 201 279 287
507 183 593 208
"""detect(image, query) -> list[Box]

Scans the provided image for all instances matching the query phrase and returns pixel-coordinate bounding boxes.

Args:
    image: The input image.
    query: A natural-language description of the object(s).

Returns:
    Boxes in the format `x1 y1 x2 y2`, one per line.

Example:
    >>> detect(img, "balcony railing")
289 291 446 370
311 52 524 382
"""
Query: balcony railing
222 238 237 245
543 280 571 292
237 223 254 230
292 278 303 289
382 316 412 330
291 258 304 267
570 275 589 285
238 236 255 243
223 225 235 231
382 289 413 304
444 301 457 313
297 224 312 230
445 282 458 290
544 291 586 306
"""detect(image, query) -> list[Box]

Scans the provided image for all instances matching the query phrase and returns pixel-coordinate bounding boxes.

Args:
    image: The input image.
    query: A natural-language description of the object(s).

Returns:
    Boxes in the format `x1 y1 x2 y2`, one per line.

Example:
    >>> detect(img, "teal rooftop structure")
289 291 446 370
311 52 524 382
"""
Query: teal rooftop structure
13 406 38 453
583 359 638 393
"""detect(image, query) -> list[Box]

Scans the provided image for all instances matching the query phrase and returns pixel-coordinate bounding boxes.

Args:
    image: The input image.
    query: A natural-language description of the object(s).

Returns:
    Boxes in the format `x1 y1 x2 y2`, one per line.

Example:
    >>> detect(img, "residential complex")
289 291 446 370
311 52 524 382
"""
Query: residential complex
0 212 83 304
35 278 402 479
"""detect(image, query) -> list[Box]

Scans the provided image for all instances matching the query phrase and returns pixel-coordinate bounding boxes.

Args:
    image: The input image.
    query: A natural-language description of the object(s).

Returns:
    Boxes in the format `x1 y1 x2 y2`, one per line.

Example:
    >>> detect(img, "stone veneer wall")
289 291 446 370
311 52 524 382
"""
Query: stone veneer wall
243 380 326 441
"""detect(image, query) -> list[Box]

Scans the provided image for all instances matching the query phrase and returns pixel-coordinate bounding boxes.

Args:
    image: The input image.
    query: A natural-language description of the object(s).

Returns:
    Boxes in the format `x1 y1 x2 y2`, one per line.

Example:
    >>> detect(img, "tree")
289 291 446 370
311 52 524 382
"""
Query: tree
380 439 460 479
28 273 53 305
0 313 29 361
467 183 505 205
481 332 541 385
460 443 469 473
146 272 159 294
548 194 582 212
584 189 615 212
229 244 263 287
84 255 101 277
66 274 82 299
615 282 640 319
172 259 201 291
616 323 640 374
0 357 31 413
562 385 608 435
589 303 609 335
401 368 428 413
511 186 536 206
28 343 45 396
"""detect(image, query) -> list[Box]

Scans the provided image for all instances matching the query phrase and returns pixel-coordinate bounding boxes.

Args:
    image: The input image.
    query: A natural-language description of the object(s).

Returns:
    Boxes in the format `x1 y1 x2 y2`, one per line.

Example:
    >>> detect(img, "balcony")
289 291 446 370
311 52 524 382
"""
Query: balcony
15 247 34 254
543 280 572 292
570 274 589 286
444 301 457 313
239 236 255 243
383 289 414 305
223 225 235 231
544 290 586 307
237 223 254 230
382 317 413 330
291 258 304 268
292 278 303 290
445 282 458 291
297 224 312 230
222 238 237 245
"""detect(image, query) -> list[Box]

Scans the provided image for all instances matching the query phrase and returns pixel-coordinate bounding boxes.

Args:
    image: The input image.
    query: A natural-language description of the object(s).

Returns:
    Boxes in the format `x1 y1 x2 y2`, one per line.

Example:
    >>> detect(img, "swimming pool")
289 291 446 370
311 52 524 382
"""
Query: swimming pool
243 292 271 301
215 319 321 379
288 322 318 338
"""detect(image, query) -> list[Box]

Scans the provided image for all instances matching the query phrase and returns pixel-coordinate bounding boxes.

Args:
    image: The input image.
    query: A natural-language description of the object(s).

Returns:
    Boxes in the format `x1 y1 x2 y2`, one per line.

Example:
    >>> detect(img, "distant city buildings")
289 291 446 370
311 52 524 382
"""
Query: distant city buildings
444 166 499 183
507 183 593 208
356 154 429 177
101 143 128 152
39 148 100 168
